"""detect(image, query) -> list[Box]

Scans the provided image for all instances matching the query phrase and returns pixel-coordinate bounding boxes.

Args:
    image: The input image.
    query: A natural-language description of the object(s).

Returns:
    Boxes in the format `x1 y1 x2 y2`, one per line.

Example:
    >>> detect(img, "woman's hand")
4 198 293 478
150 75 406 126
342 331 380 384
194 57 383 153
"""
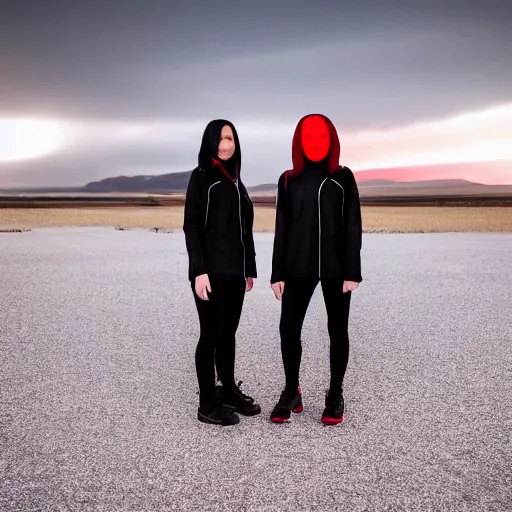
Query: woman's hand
343 280 359 293
195 274 212 300
246 277 254 291
271 281 285 300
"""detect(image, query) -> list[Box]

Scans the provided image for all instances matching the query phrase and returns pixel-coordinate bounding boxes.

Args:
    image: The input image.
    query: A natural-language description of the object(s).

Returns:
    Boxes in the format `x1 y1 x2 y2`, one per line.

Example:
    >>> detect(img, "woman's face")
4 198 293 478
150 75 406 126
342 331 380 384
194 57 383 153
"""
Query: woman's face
301 115 330 162
218 125 236 160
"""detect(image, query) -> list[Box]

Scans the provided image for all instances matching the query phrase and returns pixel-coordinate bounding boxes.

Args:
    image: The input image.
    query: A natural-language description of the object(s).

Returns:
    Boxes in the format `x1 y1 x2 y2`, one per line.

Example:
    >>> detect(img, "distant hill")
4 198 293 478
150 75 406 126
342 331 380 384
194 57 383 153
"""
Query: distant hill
358 178 493 191
79 171 512 198
356 179 512 197
80 173 402 194
249 179 512 198
82 170 193 192
246 183 277 192
71 161 510 196
352 161 511 185
81 171 278 194
1 160 508 194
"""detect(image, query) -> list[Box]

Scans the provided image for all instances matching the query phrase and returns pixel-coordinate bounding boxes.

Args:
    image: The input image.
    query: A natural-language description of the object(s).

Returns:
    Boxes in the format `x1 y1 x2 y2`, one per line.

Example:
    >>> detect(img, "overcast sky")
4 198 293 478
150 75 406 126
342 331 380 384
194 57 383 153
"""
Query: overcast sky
1 0 511 187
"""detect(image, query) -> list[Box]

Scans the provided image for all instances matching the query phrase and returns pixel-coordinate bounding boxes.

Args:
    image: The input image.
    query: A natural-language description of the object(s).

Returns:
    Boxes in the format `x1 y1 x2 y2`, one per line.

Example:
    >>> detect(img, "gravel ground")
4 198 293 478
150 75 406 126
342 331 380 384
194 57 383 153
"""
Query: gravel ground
1 227 511 512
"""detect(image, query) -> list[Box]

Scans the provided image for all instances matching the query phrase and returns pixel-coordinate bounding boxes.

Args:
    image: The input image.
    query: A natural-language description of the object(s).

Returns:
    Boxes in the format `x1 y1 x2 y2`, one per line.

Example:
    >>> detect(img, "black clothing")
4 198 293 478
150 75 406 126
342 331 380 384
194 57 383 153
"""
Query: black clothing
216 383 261 416
183 164 257 281
270 114 361 411
270 387 303 423
321 389 345 424
185 118 256 281
220 155 237 179
186 119 258 422
279 278 351 392
271 164 362 284
198 401 239 426
192 275 246 400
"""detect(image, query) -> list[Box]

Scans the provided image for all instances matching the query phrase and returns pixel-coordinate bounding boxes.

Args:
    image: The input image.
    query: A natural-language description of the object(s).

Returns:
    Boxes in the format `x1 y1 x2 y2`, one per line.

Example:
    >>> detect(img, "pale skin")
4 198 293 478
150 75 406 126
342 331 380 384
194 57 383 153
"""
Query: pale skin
195 125 255 301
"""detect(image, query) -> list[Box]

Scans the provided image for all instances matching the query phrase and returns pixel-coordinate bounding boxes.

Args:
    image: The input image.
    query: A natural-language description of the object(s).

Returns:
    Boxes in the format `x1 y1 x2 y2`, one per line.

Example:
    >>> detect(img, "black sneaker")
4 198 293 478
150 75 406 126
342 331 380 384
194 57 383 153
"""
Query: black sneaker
198 399 240 426
270 386 303 423
321 389 345 425
216 381 261 416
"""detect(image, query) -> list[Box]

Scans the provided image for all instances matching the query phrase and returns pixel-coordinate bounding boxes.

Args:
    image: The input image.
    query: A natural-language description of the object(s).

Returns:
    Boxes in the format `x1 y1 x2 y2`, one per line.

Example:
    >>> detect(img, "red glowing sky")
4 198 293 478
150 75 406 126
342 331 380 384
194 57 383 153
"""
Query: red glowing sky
341 103 512 185
352 161 511 186
0 103 511 187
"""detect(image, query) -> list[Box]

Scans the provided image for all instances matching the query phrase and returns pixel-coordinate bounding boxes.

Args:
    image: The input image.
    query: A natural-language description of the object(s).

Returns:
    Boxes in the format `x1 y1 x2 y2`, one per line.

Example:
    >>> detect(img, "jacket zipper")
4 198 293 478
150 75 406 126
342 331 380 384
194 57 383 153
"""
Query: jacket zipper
234 179 246 277
204 181 220 228
205 174 246 277
330 179 345 224
318 178 328 277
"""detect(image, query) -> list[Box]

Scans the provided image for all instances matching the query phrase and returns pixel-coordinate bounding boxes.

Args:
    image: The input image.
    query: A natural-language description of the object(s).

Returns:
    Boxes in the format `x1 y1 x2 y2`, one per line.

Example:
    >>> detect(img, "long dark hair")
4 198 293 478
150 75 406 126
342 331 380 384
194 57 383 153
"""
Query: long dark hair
198 119 241 176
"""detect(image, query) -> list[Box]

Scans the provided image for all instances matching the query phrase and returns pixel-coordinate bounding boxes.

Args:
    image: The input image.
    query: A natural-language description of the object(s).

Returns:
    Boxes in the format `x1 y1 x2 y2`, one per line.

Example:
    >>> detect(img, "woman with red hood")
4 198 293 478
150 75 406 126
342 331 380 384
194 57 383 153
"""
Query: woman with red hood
183 119 260 426
269 113 363 425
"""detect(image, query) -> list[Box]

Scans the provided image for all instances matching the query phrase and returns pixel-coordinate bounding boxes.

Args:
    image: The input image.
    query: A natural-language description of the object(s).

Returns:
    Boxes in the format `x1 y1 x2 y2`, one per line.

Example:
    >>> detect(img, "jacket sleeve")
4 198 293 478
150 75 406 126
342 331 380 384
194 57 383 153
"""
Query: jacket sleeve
270 172 288 284
343 167 363 283
243 189 257 279
182 168 207 279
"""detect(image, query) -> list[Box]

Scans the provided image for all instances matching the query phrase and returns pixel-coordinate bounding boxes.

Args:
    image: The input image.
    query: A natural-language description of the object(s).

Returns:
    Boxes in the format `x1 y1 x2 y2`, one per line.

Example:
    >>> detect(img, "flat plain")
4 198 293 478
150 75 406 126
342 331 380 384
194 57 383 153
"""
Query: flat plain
1 205 512 232
1 228 511 511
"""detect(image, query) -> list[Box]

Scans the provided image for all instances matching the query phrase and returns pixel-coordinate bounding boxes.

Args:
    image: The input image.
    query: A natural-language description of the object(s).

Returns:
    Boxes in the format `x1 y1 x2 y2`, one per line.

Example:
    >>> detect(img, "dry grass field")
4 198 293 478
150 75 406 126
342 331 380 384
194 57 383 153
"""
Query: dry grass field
1 205 512 232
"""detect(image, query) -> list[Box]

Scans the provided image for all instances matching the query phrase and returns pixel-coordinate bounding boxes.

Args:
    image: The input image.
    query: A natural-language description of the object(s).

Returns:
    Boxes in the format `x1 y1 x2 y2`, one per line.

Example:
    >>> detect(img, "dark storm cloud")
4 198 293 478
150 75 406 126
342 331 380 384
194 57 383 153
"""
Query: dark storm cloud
1 0 511 121
1 0 511 187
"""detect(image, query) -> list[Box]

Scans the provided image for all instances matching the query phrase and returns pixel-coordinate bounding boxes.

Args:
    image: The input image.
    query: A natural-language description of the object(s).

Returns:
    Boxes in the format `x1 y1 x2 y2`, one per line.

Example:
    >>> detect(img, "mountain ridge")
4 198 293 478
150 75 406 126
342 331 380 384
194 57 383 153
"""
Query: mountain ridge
2 163 510 195
79 169 511 195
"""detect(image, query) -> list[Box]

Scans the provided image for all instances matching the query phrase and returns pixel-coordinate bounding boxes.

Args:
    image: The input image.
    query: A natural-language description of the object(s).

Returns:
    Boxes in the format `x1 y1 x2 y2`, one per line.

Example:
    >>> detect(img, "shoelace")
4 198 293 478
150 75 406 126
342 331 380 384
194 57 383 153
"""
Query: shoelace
233 381 252 401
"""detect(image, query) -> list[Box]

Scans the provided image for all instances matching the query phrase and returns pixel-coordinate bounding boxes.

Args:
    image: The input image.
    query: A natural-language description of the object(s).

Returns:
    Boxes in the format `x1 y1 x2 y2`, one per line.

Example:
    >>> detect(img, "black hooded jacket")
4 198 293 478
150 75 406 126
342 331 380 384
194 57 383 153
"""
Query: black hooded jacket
270 114 363 284
183 119 257 281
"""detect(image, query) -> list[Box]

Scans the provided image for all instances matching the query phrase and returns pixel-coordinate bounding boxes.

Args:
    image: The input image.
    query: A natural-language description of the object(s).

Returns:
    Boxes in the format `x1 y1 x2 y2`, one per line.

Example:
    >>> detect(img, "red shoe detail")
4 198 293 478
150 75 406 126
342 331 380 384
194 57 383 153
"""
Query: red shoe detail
321 415 344 425
271 417 290 423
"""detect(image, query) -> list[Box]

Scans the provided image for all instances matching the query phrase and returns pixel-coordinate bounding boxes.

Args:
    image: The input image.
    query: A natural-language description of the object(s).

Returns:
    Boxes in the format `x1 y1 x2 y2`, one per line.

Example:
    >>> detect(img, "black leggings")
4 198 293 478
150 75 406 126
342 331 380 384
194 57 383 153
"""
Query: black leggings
192 275 246 401
279 278 352 393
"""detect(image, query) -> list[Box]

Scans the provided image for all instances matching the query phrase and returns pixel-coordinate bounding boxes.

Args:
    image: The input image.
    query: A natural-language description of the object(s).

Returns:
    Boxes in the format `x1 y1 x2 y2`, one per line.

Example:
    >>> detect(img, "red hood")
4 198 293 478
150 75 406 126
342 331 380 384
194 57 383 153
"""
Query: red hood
289 113 341 177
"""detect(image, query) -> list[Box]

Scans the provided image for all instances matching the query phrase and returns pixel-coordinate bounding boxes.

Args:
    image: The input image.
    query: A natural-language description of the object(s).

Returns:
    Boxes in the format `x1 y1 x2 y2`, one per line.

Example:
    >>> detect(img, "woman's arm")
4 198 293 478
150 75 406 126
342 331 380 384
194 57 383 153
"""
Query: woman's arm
183 169 207 279
343 167 363 283
270 172 288 285
243 189 257 279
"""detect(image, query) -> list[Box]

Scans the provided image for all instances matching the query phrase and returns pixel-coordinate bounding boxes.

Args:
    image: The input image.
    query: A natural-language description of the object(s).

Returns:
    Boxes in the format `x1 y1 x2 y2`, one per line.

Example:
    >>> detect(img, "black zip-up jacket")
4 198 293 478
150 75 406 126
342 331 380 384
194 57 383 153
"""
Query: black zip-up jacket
270 114 362 284
271 164 362 283
183 165 257 281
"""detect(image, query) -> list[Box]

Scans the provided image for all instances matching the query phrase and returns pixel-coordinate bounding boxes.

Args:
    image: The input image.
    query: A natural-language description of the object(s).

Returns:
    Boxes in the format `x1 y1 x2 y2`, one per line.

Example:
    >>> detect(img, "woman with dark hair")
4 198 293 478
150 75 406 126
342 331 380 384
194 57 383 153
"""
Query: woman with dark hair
183 119 261 426
269 113 363 425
